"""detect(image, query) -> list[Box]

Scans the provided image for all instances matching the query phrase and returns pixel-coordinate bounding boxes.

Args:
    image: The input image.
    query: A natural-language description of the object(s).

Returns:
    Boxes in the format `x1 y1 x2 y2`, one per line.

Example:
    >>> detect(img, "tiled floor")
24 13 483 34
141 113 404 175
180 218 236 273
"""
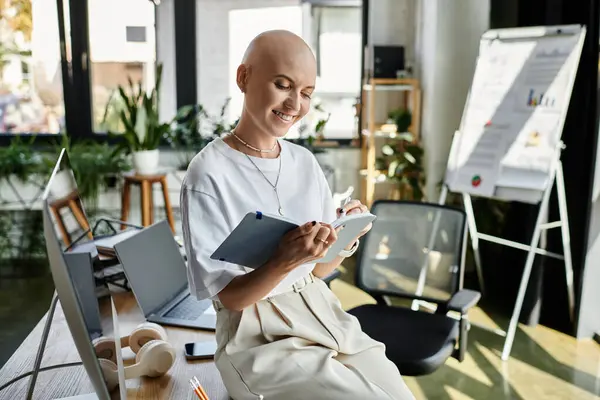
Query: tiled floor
1 213 600 399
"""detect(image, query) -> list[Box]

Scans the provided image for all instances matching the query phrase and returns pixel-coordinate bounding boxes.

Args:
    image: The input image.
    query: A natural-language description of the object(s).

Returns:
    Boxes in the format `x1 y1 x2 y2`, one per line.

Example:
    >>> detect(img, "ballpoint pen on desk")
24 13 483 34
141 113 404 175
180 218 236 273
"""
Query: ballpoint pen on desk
190 376 210 400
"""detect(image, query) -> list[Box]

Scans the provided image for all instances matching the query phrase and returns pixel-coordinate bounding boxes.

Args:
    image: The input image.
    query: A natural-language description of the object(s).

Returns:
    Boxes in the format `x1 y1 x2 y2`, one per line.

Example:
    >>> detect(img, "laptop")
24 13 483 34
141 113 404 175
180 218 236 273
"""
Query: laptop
92 229 140 256
113 220 216 330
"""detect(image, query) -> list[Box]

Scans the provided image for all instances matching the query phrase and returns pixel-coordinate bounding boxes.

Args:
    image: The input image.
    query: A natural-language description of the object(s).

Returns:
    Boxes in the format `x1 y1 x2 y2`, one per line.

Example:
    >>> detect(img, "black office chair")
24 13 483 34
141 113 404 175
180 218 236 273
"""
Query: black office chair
348 200 481 376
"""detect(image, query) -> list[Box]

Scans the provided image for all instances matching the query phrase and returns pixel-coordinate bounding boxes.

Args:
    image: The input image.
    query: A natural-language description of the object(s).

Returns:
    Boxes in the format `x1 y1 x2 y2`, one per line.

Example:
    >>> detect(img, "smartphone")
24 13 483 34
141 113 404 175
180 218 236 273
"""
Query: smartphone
184 340 218 360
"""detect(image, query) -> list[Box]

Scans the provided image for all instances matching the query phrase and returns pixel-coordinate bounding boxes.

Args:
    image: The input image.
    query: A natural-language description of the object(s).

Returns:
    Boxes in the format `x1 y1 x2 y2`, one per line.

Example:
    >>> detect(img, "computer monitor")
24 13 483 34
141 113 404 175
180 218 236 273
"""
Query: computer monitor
40 148 126 399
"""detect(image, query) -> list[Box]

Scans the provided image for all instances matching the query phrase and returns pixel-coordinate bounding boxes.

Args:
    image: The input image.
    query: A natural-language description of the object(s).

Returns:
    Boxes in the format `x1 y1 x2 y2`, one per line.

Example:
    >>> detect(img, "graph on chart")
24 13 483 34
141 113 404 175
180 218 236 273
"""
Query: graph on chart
526 89 556 108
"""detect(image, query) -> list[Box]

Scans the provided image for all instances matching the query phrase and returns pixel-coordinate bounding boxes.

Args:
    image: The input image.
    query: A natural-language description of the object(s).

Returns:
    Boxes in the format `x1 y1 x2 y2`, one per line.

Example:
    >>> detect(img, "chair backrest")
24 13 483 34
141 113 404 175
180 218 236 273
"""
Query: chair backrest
355 200 467 304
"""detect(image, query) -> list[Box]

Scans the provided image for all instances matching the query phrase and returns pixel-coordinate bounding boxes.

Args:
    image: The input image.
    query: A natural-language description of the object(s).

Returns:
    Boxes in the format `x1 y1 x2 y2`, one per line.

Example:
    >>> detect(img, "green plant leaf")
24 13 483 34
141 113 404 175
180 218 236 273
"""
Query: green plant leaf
395 132 414 142
404 151 417 164
381 144 395 156
388 159 399 178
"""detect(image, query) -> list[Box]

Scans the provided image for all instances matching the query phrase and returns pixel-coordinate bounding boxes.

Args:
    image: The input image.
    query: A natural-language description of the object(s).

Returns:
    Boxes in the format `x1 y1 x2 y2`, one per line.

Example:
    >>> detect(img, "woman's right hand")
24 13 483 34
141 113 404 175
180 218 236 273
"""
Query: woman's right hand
271 221 338 271
219 221 338 311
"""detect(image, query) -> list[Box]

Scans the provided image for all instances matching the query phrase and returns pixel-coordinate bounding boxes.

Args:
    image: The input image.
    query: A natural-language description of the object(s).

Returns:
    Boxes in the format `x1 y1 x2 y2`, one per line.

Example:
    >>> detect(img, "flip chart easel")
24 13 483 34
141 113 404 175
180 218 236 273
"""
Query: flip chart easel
439 25 586 361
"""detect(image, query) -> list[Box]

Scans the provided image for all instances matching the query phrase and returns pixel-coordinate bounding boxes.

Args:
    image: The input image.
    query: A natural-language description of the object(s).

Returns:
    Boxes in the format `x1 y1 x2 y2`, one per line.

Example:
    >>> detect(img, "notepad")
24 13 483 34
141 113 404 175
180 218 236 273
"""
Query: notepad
210 211 376 269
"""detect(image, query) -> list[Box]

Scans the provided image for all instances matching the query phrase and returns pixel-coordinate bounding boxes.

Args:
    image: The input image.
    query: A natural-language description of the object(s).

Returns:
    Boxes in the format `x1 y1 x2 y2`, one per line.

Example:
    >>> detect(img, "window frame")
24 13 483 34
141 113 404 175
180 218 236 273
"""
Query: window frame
0 0 187 148
0 0 364 149
304 1 364 147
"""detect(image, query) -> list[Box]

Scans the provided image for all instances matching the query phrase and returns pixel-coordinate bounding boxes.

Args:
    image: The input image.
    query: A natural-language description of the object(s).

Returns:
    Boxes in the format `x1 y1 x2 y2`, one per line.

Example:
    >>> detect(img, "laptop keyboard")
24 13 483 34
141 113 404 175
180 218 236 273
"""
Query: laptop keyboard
164 295 207 320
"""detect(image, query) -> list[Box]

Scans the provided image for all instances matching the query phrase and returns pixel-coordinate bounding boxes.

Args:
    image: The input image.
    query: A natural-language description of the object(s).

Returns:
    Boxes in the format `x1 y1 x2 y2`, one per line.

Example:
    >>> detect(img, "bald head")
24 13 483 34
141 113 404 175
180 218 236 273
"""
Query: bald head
242 30 315 66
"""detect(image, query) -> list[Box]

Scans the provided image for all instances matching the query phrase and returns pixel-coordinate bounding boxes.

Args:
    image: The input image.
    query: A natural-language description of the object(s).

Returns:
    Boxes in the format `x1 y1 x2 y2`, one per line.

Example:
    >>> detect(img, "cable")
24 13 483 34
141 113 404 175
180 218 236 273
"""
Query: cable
0 362 83 393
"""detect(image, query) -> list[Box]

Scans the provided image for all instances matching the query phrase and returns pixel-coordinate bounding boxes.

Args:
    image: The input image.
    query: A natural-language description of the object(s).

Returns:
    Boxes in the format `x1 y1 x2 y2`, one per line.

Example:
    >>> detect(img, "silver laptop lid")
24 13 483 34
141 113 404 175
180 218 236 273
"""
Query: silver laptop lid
113 220 188 316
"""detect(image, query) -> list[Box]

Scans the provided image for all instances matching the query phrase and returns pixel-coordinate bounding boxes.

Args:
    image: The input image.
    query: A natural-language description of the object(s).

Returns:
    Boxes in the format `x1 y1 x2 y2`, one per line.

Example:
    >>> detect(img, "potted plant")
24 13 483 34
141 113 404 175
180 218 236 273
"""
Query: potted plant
388 108 412 133
45 134 131 209
103 63 197 175
165 104 207 170
0 135 45 184
165 98 239 171
205 97 239 138
381 132 426 201
294 103 330 154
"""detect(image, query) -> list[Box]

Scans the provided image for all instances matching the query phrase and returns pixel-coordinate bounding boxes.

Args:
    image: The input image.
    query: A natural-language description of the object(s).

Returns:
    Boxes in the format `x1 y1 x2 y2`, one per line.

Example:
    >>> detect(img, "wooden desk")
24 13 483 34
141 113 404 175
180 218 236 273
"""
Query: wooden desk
0 292 229 399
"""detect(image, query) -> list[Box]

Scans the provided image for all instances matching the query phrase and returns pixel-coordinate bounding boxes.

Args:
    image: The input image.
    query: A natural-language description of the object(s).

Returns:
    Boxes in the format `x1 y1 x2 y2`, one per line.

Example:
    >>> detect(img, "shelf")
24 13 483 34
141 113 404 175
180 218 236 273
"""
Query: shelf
363 84 414 92
374 130 412 138
360 77 421 207
363 78 420 92
359 168 386 176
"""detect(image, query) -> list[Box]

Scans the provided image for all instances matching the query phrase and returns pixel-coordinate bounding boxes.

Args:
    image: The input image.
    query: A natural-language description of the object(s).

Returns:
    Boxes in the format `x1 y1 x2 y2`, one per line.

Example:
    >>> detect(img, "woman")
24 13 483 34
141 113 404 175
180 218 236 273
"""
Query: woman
181 30 414 400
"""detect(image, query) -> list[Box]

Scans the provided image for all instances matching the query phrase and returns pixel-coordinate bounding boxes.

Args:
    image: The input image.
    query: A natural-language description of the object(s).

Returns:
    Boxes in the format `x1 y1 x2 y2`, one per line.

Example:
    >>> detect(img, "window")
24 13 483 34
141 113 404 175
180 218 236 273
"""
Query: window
310 6 362 139
228 6 304 137
0 0 65 134
126 26 146 43
88 0 156 132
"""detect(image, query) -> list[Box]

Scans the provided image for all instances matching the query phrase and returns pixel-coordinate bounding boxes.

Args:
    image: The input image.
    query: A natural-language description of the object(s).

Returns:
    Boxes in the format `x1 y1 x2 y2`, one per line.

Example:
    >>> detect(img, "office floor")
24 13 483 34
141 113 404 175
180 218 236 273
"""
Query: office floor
331 269 600 400
1 220 600 399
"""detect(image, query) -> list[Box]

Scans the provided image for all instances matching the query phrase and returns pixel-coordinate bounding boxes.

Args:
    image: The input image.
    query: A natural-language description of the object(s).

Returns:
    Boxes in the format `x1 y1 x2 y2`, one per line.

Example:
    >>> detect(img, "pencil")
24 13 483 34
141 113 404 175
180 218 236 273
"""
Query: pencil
190 379 208 400
193 376 210 400
189 381 204 400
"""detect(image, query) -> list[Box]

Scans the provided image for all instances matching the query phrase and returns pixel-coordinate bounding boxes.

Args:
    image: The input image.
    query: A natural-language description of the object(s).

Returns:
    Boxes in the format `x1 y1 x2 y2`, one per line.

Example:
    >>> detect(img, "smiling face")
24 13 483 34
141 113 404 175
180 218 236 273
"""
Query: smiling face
237 31 317 139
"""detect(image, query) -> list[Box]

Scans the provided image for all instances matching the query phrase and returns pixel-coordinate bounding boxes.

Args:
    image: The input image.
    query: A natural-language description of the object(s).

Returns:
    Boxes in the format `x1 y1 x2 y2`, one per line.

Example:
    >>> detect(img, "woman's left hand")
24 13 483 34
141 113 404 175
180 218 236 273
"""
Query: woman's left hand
337 199 372 239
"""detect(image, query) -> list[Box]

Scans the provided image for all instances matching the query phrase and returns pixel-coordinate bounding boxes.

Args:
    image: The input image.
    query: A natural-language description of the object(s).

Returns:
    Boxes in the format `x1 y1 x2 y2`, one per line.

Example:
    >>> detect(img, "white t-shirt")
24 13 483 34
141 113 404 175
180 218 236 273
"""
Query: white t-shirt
180 136 337 301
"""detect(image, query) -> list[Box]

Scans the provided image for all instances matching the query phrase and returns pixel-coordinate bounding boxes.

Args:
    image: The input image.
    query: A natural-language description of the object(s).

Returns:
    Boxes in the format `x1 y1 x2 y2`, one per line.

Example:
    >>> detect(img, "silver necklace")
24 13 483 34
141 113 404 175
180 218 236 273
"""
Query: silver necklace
231 131 278 153
243 149 284 216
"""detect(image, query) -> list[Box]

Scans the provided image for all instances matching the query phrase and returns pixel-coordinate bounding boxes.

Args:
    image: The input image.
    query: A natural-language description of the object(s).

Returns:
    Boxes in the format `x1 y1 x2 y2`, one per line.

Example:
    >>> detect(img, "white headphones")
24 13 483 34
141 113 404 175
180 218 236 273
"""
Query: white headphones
92 322 176 391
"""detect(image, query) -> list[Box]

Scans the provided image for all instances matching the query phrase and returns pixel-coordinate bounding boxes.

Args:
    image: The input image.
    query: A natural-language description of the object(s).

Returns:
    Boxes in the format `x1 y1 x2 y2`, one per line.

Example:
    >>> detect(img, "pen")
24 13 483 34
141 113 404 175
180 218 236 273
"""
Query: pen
339 187 354 216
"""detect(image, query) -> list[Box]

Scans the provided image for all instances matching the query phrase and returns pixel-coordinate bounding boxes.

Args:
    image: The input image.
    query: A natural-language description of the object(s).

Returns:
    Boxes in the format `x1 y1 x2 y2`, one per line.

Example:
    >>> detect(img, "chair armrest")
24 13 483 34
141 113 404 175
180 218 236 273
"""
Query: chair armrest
447 289 481 314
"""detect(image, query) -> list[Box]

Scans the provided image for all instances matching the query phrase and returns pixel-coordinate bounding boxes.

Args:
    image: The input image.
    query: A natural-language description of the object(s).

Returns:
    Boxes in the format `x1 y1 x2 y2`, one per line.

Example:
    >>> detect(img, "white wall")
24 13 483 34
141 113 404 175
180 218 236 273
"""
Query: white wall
369 0 416 66
415 0 490 200
577 113 600 339
156 0 177 122
87 0 155 63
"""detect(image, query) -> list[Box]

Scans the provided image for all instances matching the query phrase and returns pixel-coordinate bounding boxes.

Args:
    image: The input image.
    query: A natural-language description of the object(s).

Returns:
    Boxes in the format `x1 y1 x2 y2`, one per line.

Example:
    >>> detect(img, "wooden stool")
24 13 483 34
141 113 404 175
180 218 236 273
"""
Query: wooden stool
120 173 175 233
49 190 93 247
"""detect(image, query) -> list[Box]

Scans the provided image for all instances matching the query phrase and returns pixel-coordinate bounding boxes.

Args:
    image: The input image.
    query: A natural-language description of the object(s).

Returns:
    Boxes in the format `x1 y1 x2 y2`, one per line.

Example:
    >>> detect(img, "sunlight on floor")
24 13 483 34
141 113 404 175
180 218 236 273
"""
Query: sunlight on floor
330 275 600 400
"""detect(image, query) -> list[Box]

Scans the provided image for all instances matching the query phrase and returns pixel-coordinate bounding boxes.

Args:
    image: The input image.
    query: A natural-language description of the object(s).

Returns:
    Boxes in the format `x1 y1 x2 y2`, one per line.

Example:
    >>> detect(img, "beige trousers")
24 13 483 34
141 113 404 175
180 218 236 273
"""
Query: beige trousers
213 275 415 400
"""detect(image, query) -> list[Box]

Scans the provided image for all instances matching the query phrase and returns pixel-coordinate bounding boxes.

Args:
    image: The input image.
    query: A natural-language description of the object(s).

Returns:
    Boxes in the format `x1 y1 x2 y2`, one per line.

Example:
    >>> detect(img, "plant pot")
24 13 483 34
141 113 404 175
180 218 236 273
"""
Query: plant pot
132 149 159 175
49 168 77 199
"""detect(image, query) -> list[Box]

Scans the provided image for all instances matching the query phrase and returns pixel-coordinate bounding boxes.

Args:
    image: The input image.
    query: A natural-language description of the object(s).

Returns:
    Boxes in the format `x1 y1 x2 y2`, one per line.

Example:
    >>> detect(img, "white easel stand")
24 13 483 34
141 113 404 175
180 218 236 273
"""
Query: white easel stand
440 146 575 361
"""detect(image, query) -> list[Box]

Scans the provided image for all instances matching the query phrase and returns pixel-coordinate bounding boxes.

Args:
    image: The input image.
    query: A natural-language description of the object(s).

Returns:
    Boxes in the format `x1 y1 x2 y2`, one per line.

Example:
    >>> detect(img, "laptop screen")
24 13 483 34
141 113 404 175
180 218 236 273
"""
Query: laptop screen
114 220 188 316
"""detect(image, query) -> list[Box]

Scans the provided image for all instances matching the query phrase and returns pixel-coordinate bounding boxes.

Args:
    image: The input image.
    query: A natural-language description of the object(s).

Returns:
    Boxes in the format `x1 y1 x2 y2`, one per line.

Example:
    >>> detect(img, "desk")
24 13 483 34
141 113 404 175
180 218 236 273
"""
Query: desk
0 292 228 399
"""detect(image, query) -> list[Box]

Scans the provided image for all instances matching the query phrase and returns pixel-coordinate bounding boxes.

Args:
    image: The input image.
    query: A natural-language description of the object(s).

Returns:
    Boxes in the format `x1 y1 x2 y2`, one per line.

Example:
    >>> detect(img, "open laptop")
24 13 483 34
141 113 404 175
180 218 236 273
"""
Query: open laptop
113 220 216 330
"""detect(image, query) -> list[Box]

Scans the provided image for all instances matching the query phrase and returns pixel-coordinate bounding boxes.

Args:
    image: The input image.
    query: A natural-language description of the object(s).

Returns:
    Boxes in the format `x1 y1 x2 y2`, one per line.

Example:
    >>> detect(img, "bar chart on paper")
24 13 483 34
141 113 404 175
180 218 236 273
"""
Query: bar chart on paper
526 89 556 108
446 26 583 197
